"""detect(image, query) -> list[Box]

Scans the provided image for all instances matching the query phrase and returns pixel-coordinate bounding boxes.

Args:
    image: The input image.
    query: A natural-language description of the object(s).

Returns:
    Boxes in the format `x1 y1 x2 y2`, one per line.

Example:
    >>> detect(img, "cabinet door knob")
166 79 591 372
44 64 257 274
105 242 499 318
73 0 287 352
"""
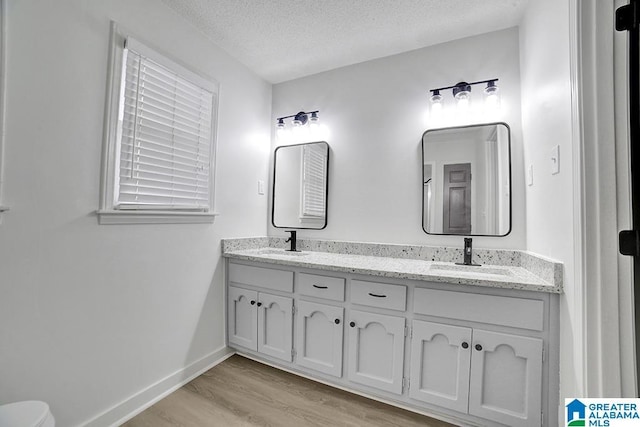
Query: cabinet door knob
257 302 263 307
335 318 341 324
349 321 356 327
250 300 256 305
461 342 469 349
475 344 483 351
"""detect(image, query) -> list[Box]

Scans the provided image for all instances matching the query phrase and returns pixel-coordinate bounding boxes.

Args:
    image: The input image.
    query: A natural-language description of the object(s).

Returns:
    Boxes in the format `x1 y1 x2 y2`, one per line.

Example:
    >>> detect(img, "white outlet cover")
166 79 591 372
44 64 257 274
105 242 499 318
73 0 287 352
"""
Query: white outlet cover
551 145 560 175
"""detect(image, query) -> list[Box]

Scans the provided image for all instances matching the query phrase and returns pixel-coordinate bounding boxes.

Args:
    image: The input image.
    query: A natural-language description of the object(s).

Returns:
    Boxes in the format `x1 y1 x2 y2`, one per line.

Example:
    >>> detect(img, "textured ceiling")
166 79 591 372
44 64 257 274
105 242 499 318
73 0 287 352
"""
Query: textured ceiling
161 0 529 84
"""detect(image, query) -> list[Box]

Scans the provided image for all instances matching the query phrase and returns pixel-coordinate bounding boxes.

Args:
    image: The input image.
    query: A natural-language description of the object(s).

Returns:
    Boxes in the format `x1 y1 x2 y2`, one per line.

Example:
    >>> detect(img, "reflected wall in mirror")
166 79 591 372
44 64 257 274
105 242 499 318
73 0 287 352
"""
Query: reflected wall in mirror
422 123 511 236
272 141 329 229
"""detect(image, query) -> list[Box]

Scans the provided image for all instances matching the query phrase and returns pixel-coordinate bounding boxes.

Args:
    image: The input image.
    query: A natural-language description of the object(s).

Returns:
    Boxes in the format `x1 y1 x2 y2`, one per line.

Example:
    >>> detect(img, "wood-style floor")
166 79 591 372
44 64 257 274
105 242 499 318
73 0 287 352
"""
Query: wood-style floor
123 354 456 427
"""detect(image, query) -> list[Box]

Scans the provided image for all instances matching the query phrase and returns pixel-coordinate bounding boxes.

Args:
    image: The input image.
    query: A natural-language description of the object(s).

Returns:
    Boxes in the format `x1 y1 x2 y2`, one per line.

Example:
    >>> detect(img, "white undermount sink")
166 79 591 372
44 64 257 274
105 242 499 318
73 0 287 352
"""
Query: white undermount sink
429 263 514 278
254 248 309 256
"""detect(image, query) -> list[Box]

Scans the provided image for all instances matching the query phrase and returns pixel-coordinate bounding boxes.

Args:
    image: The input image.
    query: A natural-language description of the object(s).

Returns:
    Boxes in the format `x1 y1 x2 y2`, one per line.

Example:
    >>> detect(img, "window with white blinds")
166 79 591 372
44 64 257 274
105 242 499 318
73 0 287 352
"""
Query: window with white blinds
114 38 215 211
300 144 327 217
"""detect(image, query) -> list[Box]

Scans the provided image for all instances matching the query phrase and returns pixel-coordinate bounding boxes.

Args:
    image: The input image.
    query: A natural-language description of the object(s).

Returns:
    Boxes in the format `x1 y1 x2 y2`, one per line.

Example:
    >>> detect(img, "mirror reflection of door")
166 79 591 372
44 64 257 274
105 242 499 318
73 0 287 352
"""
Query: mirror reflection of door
443 163 471 234
422 123 511 236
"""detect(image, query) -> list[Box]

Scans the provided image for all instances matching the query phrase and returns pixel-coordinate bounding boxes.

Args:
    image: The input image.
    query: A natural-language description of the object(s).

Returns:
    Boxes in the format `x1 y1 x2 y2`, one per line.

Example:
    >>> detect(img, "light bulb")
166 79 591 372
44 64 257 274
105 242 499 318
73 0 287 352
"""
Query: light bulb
456 94 470 112
276 118 286 141
309 112 320 134
292 120 307 140
453 83 471 114
430 91 443 113
455 90 470 102
428 90 444 126
431 100 443 115
431 103 442 118
484 81 500 111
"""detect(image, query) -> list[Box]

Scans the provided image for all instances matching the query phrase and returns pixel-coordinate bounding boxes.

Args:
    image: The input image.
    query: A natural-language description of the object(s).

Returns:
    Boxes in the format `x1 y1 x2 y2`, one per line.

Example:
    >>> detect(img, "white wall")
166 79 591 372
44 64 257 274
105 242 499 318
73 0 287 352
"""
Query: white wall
0 1 271 426
271 28 525 249
519 0 578 405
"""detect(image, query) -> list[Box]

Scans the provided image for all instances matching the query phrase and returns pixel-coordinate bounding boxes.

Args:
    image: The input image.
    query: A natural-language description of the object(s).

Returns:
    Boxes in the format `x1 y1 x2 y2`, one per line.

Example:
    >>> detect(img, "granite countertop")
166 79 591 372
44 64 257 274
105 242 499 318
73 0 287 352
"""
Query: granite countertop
222 242 562 294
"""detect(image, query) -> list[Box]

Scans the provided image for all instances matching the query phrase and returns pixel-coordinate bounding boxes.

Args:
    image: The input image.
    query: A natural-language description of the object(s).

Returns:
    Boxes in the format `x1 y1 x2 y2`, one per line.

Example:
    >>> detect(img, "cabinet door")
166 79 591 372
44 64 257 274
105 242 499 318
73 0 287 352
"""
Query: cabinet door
257 293 293 362
296 300 344 377
468 330 542 427
409 320 472 413
228 287 257 351
347 310 405 394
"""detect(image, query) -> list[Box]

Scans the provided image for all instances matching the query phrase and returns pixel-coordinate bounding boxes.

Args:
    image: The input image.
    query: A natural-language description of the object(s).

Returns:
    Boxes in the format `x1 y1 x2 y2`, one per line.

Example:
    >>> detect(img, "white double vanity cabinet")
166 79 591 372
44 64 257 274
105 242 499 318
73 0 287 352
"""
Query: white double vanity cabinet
225 250 560 427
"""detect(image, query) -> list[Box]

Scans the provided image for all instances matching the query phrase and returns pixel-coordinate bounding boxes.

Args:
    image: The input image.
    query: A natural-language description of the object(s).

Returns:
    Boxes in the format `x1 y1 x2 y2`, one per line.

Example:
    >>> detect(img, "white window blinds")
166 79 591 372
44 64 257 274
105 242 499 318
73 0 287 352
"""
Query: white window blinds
301 144 327 217
115 38 215 210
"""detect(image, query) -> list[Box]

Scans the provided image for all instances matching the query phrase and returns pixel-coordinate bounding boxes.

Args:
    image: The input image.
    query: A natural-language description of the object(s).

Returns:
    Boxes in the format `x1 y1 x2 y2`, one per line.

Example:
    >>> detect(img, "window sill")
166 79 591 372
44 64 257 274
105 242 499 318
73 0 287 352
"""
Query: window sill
96 209 219 225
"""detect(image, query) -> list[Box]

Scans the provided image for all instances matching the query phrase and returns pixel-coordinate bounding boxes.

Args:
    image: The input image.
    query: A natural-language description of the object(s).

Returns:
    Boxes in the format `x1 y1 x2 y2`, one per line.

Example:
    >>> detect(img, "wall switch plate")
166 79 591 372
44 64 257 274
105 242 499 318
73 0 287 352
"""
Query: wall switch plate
551 145 560 175
527 164 534 186
258 180 265 195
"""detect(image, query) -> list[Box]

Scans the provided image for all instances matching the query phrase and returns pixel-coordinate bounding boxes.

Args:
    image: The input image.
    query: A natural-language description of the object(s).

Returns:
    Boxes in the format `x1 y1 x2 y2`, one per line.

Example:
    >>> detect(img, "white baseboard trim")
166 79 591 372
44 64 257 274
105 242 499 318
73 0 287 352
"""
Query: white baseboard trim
83 346 234 427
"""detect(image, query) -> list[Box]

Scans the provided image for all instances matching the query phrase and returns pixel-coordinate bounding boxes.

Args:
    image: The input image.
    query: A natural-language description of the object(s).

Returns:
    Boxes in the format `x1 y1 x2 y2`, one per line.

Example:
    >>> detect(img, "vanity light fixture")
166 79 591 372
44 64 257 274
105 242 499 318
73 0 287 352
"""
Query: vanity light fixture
277 110 319 129
275 110 324 142
429 79 500 111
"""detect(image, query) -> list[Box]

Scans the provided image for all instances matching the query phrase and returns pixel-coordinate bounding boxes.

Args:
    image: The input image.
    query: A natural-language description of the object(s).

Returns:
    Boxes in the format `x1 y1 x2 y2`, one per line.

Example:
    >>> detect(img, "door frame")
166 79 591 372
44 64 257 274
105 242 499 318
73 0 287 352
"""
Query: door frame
573 0 636 397
0 0 6 220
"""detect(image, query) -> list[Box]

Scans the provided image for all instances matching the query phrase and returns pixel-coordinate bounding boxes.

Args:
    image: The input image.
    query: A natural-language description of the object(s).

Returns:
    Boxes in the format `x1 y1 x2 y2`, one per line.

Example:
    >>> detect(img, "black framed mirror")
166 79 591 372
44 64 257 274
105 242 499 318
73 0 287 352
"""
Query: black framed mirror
422 123 511 236
272 141 329 229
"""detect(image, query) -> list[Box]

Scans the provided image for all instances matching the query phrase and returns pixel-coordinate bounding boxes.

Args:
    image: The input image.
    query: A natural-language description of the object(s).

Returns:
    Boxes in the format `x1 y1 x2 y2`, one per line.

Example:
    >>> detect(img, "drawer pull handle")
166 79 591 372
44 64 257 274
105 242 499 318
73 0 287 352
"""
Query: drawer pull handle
349 321 356 328
475 344 483 351
461 342 469 349
250 300 256 305
368 292 387 298
313 284 328 289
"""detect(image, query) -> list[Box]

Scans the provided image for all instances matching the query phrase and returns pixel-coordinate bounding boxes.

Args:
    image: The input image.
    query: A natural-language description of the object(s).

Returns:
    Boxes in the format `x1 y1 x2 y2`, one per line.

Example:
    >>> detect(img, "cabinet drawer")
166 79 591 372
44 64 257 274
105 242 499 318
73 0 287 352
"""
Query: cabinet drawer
351 280 406 311
228 263 293 293
414 288 544 331
298 273 345 301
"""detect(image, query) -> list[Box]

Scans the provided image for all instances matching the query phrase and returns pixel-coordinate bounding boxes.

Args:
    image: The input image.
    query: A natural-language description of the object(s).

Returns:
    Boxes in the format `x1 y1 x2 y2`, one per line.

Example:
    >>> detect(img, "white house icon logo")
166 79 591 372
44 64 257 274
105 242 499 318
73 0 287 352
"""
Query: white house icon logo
566 399 586 426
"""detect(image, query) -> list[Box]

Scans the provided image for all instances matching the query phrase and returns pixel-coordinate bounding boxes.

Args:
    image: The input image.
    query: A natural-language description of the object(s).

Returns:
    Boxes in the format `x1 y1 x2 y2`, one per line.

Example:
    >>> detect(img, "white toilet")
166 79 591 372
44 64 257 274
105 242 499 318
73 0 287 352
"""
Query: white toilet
0 401 54 427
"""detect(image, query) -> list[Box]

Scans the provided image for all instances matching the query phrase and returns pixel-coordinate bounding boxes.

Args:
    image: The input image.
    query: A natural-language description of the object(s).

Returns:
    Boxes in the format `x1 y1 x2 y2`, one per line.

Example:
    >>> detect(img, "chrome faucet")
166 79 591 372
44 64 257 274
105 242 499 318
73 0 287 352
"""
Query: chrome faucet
285 230 299 252
457 237 480 266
